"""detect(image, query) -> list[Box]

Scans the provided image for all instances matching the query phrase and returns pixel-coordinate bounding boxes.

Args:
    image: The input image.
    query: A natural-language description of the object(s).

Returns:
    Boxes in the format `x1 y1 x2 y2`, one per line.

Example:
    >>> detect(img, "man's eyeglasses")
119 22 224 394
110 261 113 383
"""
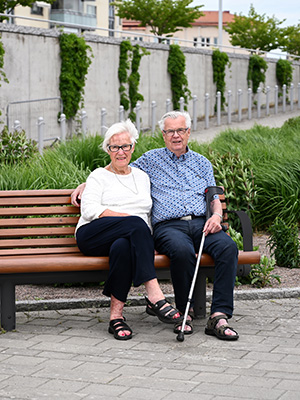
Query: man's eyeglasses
163 128 189 136
107 144 133 152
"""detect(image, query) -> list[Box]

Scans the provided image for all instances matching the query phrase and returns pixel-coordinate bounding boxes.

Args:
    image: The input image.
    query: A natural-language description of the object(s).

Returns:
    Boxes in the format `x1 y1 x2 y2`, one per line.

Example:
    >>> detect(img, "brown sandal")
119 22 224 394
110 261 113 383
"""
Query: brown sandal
205 314 239 341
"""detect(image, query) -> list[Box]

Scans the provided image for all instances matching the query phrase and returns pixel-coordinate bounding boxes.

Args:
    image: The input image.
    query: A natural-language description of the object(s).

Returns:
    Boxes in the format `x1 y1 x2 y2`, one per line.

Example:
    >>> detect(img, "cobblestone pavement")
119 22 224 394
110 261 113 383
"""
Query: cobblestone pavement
0 297 300 399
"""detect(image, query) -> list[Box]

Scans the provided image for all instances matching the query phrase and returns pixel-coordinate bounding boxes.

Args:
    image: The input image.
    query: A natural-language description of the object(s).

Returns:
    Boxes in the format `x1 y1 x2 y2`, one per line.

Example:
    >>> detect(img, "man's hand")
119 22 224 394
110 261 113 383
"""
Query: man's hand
71 183 86 207
203 214 222 236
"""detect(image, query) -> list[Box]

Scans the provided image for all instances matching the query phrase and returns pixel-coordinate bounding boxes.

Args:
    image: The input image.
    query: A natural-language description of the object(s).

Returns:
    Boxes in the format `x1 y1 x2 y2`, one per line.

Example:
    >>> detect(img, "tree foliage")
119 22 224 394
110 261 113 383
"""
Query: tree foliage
112 0 203 39
226 4 285 52
0 0 53 18
281 24 300 56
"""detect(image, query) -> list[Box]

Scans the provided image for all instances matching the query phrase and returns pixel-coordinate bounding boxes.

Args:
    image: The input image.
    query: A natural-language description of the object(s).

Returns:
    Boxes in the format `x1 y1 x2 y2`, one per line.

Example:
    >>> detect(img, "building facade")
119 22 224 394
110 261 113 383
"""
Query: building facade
6 0 121 36
122 11 236 51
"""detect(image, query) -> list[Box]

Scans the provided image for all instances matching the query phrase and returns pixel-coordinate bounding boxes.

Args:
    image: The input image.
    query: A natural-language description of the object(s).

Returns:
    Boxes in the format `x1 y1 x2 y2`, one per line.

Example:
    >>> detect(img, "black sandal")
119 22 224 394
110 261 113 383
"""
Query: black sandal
205 314 239 341
145 297 183 324
173 313 194 335
108 318 133 341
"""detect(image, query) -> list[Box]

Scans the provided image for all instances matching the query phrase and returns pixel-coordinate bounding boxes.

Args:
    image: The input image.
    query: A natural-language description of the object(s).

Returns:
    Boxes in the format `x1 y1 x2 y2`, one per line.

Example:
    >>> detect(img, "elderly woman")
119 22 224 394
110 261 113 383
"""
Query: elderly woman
75 119 182 340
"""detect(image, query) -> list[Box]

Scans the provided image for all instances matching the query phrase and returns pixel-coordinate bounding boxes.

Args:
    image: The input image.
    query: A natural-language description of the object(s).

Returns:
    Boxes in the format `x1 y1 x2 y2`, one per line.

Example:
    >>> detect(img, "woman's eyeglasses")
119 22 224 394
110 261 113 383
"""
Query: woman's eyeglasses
107 144 133 152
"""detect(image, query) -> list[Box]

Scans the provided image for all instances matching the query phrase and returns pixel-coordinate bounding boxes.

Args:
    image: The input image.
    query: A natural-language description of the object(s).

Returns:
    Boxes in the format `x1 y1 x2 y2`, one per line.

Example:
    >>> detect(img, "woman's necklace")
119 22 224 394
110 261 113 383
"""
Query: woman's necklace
109 164 139 195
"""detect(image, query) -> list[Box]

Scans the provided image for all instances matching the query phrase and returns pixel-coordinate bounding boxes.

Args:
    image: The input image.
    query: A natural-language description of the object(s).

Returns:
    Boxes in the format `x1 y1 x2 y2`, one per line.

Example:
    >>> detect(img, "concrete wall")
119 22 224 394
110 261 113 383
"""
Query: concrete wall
1 23 300 140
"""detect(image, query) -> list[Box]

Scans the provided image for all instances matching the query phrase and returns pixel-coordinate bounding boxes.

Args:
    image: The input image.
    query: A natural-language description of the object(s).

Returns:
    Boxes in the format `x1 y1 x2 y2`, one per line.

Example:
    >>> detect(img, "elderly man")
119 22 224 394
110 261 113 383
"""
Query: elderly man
72 111 239 340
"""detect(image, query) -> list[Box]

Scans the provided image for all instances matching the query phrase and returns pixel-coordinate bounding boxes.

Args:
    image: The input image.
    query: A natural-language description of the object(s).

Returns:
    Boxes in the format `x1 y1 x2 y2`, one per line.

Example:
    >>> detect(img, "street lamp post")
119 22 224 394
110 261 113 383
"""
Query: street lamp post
218 0 223 51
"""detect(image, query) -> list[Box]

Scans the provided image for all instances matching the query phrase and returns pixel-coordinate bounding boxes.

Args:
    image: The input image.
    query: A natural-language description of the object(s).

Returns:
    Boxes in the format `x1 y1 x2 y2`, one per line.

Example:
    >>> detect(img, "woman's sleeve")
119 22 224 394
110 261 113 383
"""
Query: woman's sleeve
80 172 107 221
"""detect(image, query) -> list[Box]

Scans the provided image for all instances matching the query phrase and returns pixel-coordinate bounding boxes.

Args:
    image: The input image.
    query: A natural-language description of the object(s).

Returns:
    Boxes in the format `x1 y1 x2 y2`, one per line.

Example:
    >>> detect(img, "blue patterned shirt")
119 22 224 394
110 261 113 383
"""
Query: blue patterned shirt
131 147 216 226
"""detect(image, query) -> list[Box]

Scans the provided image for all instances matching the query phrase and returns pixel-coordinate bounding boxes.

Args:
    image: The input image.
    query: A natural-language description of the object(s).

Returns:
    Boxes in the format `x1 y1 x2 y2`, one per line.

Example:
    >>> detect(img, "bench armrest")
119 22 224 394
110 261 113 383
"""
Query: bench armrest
227 210 254 251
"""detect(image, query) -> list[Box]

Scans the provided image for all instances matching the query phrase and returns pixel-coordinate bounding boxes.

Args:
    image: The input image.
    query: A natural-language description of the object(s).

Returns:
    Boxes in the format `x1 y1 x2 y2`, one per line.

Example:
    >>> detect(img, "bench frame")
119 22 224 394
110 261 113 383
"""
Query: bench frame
0 189 260 331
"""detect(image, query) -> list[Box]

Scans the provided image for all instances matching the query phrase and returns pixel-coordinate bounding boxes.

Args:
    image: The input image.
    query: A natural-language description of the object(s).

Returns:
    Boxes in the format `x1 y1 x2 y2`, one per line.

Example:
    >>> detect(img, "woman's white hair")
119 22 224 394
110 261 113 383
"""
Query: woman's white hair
158 111 191 131
102 119 139 153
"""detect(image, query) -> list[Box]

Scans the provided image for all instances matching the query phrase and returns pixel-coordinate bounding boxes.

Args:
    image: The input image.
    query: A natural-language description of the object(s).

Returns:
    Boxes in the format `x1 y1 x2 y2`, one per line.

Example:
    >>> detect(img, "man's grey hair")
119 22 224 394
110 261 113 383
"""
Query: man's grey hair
102 119 139 153
158 111 192 131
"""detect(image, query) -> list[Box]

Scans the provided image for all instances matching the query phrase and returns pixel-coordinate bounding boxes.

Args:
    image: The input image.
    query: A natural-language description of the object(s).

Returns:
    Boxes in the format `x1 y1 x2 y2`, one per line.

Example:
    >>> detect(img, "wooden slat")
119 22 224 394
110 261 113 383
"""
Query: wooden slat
0 247 81 257
0 216 79 228
0 226 76 238
0 237 77 249
0 206 79 217
0 255 110 273
0 189 73 198
0 250 261 274
0 196 73 206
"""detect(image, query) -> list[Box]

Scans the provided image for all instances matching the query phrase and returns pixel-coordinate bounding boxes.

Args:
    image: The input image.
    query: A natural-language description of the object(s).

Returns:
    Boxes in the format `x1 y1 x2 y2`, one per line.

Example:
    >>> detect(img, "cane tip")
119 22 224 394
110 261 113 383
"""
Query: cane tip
176 332 185 342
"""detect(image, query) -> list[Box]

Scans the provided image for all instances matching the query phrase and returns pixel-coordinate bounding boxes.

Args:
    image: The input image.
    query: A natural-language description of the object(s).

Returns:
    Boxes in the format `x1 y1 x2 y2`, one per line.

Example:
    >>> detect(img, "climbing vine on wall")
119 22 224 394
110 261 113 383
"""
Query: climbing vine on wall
0 35 9 118
128 44 149 121
118 40 132 112
118 40 149 122
59 33 93 120
167 44 191 110
212 49 230 110
276 59 293 92
247 55 268 94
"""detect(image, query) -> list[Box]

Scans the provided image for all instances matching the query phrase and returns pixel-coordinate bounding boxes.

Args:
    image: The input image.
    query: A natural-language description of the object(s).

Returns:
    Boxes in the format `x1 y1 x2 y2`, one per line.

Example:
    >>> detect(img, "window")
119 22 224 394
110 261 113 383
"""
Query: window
109 0 115 37
214 37 218 45
31 2 43 16
201 37 210 47
87 5 96 15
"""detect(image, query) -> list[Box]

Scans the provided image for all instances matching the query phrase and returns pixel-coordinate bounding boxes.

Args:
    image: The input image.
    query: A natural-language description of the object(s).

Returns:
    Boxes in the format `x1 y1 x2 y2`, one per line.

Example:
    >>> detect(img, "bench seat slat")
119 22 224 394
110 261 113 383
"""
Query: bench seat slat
0 251 260 274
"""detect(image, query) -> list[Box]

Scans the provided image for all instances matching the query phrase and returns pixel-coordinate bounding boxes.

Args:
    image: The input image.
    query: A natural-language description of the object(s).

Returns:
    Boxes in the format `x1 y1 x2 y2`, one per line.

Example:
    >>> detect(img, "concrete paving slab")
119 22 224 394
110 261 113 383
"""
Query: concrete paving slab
1 297 300 399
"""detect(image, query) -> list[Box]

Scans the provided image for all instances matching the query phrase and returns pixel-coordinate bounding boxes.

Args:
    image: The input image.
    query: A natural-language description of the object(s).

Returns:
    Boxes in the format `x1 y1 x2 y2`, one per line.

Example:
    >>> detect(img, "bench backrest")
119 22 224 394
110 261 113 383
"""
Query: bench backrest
0 189 80 257
0 189 227 258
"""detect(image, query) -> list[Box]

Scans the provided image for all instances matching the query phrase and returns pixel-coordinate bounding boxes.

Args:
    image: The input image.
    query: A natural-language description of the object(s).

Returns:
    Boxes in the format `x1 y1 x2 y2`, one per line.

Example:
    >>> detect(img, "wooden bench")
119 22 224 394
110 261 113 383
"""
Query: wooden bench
0 189 260 331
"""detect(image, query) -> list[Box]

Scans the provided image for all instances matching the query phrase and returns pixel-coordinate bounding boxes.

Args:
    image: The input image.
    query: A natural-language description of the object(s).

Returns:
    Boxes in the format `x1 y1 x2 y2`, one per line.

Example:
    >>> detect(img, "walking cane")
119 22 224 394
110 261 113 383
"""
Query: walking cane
176 186 224 342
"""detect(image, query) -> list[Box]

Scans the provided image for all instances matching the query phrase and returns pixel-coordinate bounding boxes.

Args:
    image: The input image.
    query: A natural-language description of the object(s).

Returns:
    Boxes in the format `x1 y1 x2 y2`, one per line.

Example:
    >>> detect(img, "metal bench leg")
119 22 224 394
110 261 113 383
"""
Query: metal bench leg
0 281 16 331
193 270 207 319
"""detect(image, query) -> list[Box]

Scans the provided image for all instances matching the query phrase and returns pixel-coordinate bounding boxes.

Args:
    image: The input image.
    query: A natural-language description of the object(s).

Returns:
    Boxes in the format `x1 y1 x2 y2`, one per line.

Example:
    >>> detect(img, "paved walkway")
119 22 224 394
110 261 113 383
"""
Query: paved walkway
1 298 300 399
1 108 300 399
189 108 300 143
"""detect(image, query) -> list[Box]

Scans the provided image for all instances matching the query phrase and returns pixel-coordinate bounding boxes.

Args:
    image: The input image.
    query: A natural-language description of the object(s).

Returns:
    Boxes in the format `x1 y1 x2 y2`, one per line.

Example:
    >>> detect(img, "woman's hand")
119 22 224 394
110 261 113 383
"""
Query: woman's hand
71 183 86 207
99 209 130 218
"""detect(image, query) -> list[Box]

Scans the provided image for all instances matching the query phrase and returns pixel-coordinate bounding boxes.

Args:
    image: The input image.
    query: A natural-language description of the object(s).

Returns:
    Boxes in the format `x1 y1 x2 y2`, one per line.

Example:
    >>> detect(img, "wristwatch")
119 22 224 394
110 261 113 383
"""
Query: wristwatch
213 212 223 223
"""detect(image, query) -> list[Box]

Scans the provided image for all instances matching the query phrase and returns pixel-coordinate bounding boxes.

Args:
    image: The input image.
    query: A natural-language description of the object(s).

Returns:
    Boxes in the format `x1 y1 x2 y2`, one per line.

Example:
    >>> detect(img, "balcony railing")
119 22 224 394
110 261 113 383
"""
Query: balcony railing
50 9 97 28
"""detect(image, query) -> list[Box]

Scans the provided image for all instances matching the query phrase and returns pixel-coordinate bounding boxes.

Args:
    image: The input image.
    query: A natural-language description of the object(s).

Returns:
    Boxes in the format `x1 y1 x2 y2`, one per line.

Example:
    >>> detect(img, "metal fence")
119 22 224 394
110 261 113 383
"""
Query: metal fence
10 83 299 155
6 97 63 142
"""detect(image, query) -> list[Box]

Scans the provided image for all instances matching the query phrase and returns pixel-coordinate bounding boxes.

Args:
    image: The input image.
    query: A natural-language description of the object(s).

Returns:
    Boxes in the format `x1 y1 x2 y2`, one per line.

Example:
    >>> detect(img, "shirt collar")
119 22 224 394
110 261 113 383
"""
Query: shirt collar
165 146 191 161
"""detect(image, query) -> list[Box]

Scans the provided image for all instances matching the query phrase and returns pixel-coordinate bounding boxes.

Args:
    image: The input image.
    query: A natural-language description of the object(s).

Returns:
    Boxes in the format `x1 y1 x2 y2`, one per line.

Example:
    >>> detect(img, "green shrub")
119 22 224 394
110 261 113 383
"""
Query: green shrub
249 256 281 288
267 218 300 268
0 127 38 165
206 150 257 215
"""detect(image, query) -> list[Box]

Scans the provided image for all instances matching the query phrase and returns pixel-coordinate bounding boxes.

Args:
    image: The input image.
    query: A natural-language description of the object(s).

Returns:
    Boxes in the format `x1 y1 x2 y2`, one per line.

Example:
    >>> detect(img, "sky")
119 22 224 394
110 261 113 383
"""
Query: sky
191 1 300 27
